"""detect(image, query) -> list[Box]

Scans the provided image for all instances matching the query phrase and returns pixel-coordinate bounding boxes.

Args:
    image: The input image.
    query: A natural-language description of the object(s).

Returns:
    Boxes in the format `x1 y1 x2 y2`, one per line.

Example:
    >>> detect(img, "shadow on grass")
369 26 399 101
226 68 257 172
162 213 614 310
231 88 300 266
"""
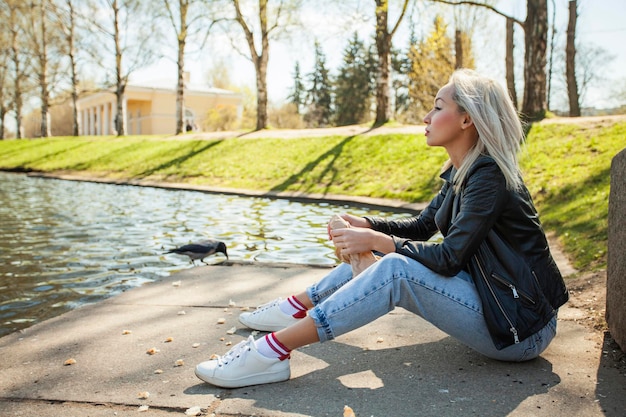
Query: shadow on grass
269 132 371 195
4 141 92 170
537 166 610 269
134 140 223 178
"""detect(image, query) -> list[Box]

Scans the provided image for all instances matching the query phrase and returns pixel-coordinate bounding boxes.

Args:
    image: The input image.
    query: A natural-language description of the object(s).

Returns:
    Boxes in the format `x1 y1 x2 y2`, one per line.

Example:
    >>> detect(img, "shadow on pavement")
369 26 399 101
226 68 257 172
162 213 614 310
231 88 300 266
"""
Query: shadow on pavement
185 336 560 417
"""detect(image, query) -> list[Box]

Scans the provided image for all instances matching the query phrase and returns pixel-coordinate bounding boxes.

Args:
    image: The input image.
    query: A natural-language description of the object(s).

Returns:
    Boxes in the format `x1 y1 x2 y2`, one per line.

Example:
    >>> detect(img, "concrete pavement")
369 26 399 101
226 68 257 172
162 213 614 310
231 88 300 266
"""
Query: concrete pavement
0 260 624 416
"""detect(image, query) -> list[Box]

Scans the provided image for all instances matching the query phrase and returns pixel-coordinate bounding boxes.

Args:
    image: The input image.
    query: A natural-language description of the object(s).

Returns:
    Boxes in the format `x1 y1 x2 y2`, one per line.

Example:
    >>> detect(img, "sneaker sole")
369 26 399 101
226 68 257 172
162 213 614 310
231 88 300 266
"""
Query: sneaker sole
238 316 290 332
194 367 290 388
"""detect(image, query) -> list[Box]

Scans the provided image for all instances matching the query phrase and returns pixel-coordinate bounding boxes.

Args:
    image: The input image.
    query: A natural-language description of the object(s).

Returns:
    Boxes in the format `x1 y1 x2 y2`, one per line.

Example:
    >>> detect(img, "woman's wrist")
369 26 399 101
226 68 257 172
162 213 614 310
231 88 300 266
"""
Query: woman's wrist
374 233 396 254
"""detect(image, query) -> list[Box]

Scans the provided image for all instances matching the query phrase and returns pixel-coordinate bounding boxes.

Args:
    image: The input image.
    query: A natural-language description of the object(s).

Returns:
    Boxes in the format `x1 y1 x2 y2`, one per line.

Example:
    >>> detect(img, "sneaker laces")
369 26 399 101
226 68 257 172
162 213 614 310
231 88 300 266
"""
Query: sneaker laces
216 336 253 367
251 298 281 315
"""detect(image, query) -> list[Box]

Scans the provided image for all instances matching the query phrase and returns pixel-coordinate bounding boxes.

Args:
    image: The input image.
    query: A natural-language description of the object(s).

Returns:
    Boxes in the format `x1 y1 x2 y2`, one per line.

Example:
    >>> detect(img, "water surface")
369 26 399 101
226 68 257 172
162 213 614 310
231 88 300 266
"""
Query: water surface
0 172 413 337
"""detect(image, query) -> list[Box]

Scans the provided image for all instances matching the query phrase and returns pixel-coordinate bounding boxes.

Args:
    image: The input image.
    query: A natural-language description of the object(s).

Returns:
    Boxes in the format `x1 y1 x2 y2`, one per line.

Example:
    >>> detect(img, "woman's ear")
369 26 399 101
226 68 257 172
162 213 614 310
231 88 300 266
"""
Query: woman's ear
461 114 474 130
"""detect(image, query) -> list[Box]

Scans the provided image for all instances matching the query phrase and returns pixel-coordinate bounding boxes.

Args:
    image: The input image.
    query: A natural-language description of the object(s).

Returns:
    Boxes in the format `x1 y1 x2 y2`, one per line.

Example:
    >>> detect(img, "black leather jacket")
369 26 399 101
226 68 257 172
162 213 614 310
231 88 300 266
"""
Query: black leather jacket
366 156 569 312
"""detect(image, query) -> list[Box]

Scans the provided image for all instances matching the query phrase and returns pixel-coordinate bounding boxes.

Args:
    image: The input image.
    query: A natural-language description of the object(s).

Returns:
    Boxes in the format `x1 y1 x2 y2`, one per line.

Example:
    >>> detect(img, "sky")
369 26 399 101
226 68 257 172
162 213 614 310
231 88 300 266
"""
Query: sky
134 0 626 112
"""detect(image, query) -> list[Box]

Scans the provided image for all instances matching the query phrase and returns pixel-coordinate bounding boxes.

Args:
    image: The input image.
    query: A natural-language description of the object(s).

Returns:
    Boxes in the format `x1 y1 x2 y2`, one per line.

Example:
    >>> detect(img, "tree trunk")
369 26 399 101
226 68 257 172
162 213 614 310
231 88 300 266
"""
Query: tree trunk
255 53 269 131
372 0 409 127
67 0 79 136
10 6 23 139
113 0 125 136
566 0 580 116
254 0 269 132
505 17 517 108
546 0 556 111
38 0 51 138
0 107 5 139
455 29 463 69
233 0 269 131
175 3 187 135
521 0 548 122
373 0 392 127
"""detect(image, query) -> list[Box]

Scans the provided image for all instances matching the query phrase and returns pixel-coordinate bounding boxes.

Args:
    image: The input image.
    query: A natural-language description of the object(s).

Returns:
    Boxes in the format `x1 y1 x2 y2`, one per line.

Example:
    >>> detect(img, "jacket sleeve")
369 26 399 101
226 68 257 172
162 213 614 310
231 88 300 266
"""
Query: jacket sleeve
391 159 509 277
365 179 449 241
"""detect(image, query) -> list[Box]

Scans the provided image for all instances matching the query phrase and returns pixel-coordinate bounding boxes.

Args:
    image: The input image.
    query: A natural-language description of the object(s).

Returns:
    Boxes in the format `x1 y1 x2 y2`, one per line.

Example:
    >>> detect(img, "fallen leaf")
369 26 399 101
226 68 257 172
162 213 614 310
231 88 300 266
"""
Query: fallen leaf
185 406 203 416
344 405 356 417
63 358 76 366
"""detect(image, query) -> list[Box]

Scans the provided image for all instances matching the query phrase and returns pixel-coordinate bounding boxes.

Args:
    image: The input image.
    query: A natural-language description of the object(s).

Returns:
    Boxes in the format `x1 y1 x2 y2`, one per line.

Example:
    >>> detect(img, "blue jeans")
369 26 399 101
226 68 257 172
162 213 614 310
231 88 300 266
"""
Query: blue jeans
306 254 557 362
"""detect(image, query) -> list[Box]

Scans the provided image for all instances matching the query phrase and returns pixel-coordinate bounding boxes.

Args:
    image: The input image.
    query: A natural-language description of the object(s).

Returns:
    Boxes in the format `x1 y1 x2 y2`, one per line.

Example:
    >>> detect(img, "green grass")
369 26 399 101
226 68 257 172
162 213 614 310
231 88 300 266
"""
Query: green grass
1 121 623 273
520 121 624 271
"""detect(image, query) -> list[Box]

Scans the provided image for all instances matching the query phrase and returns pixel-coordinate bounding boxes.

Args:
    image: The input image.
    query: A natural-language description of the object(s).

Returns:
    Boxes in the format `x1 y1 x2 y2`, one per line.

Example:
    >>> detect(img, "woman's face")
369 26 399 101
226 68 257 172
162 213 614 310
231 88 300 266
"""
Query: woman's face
423 83 468 150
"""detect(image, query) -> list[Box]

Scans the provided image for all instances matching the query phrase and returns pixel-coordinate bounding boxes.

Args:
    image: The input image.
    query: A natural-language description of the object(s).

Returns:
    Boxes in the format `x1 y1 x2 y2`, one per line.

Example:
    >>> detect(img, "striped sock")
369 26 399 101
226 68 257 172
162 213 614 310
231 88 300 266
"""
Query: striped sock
279 295 308 319
255 333 291 361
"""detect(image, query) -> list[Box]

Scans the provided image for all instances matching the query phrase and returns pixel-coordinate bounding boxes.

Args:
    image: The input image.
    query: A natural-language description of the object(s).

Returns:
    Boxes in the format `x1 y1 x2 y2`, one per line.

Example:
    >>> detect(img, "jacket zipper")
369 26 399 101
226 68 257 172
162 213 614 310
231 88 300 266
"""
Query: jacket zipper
531 270 542 290
491 273 536 304
475 256 520 344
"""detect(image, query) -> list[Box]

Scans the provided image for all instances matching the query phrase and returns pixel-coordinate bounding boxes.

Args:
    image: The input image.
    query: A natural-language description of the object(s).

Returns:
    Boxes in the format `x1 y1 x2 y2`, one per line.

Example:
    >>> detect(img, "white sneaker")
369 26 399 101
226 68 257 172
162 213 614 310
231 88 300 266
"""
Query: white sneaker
195 336 290 388
239 298 303 332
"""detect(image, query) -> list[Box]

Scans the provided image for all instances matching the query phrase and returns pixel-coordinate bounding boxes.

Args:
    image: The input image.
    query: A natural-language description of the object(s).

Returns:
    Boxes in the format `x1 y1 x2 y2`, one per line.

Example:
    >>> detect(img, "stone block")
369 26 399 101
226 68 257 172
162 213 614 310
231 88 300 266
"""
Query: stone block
607 147 626 351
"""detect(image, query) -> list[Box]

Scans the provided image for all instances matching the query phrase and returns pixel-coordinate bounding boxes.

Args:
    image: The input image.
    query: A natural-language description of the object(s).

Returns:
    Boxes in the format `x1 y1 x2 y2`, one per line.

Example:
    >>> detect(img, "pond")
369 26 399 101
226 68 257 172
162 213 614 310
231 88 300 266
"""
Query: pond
0 172 415 337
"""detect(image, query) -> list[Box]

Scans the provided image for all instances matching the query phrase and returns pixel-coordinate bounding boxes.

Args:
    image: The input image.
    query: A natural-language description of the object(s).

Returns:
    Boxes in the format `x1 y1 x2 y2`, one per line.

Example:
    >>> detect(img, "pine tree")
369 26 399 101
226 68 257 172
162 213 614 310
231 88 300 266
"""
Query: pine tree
334 32 374 126
304 41 333 128
391 45 411 121
288 61 306 115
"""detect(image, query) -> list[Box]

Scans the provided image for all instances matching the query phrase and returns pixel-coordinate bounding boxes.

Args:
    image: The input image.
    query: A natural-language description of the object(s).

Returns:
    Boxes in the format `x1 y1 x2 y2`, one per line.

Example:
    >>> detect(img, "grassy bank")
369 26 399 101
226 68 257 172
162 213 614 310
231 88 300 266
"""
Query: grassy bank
1 120 623 273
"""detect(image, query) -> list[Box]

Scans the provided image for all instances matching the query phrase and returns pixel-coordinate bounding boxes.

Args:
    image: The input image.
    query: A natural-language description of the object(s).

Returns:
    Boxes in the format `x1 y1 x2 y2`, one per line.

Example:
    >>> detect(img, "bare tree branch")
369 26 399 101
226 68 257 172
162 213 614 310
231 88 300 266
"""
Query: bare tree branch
429 0 523 26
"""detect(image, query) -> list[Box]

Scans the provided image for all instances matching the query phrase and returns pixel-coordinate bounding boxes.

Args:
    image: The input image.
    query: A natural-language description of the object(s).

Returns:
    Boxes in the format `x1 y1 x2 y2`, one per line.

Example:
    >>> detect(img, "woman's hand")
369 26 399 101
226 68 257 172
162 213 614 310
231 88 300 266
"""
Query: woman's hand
339 213 371 228
330 227 395 256
326 213 370 240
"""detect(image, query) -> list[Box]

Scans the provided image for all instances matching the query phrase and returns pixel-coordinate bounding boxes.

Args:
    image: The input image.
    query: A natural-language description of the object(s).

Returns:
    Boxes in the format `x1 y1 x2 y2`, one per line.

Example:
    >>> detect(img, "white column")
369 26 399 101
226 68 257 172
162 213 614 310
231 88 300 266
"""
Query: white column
81 109 87 136
90 107 96 136
103 102 110 135
86 108 92 135
94 105 99 136
99 104 104 135
123 98 128 135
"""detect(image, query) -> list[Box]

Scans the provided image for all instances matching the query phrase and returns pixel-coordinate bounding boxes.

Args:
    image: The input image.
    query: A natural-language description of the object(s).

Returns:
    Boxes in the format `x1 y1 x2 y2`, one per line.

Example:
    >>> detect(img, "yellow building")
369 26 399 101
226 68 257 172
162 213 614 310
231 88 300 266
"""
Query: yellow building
76 74 242 135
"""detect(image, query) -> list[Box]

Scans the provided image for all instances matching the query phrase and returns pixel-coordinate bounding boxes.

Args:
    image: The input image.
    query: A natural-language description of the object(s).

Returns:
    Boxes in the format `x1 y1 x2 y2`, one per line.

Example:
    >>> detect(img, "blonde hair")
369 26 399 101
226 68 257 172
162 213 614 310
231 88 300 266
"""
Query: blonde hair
446 69 525 192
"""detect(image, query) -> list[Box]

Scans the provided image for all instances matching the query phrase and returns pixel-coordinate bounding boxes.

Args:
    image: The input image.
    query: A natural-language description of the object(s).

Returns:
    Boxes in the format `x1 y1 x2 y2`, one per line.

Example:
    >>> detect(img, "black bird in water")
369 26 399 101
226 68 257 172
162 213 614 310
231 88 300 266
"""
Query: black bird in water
165 239 228 265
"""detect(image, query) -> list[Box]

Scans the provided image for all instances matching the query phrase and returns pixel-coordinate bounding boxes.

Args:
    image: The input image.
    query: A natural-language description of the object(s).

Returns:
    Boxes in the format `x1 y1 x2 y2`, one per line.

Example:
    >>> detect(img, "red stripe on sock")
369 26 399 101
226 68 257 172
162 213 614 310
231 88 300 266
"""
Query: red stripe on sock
266 333 290 360
287 296 307 311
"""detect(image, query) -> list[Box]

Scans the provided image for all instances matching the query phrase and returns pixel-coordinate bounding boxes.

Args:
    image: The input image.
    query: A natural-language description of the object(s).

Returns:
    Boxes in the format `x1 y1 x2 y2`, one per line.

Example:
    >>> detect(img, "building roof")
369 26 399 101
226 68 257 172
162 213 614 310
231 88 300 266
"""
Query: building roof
76 77 241 106
127 77 240 97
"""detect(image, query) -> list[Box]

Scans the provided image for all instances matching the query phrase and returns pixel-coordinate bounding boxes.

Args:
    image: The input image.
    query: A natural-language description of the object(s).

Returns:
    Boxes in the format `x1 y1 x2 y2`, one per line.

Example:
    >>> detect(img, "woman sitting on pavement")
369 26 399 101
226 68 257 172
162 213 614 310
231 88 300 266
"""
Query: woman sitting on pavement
194 69 569 389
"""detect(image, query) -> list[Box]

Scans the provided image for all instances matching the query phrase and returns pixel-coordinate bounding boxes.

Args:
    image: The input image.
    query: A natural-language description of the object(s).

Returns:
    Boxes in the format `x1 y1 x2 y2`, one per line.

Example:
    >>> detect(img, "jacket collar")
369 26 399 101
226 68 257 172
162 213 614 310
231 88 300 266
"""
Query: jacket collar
440 165 455 184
